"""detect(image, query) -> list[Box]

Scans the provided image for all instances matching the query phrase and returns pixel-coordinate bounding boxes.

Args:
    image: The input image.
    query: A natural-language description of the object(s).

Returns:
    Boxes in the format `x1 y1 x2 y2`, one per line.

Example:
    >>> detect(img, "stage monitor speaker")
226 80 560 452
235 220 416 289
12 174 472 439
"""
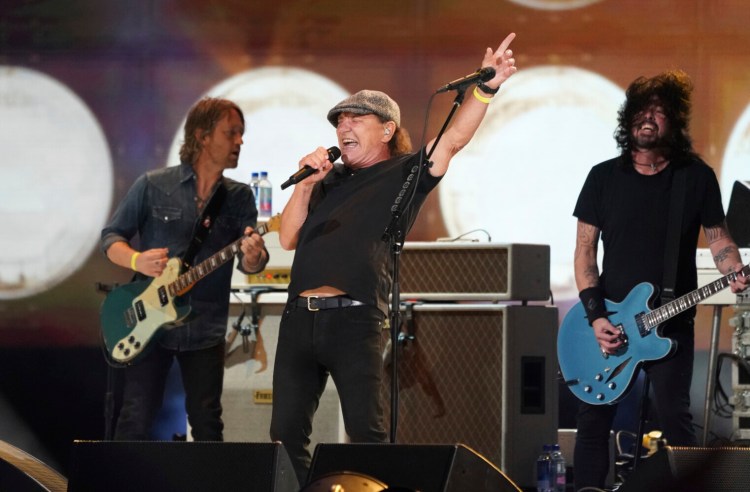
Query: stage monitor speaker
0 440 67 492
619 446 750 492
67 441 298 492
382 304 559 488
399 242 550 301
308 443 521 492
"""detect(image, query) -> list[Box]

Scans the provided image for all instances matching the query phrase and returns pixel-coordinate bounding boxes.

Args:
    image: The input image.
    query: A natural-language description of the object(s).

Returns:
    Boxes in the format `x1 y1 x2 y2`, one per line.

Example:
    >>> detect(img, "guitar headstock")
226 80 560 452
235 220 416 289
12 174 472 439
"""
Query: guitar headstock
262 214 282 235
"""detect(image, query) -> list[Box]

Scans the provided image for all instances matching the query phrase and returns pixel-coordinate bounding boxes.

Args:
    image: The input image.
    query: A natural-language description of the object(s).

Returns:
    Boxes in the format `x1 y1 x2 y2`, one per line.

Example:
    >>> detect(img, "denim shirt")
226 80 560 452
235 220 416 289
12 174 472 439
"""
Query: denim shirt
101 162 258 351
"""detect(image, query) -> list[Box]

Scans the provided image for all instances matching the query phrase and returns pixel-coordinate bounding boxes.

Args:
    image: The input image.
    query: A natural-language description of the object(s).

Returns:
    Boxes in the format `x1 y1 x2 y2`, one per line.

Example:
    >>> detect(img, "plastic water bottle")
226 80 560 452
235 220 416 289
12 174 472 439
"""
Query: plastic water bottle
551 444 566 492
249 172 260 212
536 444 553 492
258 171 272 218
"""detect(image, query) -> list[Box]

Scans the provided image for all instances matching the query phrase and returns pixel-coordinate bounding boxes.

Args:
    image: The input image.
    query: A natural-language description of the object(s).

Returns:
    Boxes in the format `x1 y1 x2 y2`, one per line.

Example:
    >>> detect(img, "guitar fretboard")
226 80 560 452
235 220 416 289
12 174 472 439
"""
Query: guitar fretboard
643 265 750 329
167 217 277 297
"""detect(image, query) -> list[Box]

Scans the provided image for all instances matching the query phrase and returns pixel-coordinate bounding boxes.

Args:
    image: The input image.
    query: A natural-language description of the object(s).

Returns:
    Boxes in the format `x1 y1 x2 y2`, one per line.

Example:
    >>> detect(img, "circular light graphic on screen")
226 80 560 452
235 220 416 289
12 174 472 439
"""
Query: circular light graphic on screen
506 0 604 10
439 65 623 297
167 67 349 214
721 104 750 211
0 66 113 300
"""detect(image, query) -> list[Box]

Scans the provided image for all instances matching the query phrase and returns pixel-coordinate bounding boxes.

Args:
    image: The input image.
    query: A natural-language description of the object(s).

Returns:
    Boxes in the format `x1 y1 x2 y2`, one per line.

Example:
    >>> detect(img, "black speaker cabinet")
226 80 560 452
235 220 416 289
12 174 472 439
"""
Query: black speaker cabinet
0 440 67 492
382 304 558 488
308 443 521 492
620 446 750 492
67 441 298 492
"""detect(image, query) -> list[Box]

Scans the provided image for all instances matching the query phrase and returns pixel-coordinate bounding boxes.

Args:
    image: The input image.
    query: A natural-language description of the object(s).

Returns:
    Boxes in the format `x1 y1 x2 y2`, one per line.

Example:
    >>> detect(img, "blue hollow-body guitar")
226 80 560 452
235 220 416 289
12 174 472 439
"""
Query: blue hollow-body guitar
100 215 280 364
558 265 749 405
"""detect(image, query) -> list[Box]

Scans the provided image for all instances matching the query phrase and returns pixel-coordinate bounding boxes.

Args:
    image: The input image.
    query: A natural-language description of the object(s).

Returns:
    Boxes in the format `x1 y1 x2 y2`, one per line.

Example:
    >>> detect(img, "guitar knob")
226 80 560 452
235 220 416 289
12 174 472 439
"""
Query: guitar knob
608 382 616 389
128 335 136 344
117 342 125 350
584 386 592 393
596 393 604 401
134 341 141 349
594 374 603 381
123 348 131 356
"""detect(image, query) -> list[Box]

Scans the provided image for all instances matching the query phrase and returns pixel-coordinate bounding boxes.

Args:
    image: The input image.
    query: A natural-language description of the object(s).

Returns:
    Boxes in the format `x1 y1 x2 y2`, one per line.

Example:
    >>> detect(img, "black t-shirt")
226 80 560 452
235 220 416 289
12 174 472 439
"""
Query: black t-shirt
289 151 441 314
573 155 725 304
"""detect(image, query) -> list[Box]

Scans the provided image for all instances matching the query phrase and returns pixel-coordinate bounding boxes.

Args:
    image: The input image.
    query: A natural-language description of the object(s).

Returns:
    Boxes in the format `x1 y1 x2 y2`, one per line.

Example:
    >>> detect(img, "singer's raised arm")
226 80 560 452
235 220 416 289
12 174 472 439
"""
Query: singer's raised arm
426 32 517 177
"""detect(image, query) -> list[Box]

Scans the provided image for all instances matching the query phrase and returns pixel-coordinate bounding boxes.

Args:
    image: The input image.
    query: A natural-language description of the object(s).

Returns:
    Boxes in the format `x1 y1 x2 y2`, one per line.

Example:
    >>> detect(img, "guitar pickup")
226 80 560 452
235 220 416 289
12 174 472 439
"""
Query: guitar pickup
134 299 146 321
157 285 169 307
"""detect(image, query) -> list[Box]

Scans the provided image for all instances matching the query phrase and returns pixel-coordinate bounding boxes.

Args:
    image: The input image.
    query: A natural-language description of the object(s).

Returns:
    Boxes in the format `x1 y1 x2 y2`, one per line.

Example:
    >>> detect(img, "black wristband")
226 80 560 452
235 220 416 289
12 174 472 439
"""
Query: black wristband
579 286 608 326
477 82 499 95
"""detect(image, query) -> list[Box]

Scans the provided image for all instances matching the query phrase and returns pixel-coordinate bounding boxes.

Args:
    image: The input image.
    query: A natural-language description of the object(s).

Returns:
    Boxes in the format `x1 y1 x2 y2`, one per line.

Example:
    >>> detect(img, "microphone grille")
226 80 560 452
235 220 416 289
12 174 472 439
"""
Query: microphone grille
480 67 496 82
327 146 342 162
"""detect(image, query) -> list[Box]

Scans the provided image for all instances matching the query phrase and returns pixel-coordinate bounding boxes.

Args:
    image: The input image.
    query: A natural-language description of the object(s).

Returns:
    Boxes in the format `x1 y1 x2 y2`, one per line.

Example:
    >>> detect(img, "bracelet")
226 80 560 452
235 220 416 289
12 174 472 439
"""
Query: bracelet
472 86 492 104
579 286 608 325
477 82 499 94
130 252 141 271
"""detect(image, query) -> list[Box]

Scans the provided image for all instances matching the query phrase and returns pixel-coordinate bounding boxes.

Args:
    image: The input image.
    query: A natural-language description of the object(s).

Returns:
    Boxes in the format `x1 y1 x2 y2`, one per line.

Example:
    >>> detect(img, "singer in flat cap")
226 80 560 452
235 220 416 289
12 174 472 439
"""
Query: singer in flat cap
271 33 518 486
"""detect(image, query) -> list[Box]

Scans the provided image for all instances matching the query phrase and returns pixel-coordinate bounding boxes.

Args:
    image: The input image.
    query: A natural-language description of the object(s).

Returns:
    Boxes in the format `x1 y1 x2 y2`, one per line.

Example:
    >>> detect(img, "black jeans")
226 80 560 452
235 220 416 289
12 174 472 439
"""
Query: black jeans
270 302 388 486
114 341 225 441
573 319 697 490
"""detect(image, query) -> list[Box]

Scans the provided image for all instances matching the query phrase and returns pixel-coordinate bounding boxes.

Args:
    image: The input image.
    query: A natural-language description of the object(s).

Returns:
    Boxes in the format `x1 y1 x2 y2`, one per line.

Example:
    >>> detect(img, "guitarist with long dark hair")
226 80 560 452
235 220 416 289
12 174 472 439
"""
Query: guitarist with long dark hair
569 70 748 490
100 97 268 441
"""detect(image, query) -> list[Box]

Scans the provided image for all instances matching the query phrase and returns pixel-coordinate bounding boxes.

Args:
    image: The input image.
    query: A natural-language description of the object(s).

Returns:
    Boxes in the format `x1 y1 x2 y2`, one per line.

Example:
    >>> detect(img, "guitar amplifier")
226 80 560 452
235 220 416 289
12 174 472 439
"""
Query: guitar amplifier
381 304 559 488
399 242 550 301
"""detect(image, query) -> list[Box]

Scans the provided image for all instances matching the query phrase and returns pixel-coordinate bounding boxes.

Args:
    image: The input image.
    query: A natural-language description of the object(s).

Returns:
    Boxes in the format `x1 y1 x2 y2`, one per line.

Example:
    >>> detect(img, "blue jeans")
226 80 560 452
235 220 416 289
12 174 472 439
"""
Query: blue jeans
573 319 697 490
114 342 225 441
270 302 388 486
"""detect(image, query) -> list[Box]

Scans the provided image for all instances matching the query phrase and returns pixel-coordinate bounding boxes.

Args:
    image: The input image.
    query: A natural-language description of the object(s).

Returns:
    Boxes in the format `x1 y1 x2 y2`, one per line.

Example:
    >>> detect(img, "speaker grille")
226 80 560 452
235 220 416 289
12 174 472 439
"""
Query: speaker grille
399 243 550 301
381 305 559 488
383 310 504 459
621 446 750 492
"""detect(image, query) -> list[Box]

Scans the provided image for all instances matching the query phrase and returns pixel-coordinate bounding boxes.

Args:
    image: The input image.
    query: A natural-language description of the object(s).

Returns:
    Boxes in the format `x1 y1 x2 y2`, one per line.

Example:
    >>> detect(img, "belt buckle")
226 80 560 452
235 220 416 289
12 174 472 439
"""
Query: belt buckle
306 296 320 312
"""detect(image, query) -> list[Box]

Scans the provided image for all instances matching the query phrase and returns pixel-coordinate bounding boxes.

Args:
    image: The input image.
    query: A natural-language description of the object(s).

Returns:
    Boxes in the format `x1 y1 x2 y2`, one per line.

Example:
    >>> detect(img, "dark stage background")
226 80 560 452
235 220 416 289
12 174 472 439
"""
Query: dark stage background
1 0 750 479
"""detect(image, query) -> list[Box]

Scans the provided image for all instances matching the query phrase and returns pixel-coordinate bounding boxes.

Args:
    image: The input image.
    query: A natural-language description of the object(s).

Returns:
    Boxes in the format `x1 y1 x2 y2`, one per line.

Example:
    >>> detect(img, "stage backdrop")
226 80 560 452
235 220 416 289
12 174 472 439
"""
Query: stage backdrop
1 0 750 475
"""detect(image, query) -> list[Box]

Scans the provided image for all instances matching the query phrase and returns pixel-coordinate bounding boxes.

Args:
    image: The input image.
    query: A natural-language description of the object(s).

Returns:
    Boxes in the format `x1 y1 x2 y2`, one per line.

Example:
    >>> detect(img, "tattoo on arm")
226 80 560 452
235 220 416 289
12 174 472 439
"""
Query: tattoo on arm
705 221 730 244
575 221 601 288
713 245 738 266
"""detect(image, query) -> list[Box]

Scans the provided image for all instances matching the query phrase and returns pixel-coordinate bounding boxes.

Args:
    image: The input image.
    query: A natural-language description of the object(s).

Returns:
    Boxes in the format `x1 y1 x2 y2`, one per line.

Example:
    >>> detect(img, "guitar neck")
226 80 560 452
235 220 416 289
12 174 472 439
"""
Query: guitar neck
645 264 750 327
167 216 279 296
170 237 245 295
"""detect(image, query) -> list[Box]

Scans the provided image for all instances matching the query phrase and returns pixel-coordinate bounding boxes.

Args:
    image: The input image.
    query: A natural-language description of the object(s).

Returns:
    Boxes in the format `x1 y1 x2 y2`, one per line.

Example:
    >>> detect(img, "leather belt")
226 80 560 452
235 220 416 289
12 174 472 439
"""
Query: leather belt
294 295 365 312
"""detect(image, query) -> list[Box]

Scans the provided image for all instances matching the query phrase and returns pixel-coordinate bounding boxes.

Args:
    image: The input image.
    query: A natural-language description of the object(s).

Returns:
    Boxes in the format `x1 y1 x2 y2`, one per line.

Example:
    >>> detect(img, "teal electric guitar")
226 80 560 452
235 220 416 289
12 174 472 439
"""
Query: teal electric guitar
100 215 280 364
557 265 749 405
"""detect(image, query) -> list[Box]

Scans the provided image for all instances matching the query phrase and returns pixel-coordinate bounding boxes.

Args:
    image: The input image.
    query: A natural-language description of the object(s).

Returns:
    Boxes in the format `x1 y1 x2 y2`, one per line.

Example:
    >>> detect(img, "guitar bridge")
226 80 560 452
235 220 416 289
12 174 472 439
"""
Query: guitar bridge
124 307 137 328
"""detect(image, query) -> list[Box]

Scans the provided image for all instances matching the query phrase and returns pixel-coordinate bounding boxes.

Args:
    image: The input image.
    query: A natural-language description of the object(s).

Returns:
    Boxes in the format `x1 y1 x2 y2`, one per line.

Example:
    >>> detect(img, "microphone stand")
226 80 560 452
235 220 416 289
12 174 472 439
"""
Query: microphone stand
382 87 467 443
95 281 121 441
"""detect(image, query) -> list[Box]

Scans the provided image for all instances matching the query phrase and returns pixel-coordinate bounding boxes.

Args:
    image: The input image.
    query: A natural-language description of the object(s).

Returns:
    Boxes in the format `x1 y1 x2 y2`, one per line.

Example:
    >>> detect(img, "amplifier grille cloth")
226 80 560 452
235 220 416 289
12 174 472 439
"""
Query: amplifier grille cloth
400 248 508 294
381 310 505 467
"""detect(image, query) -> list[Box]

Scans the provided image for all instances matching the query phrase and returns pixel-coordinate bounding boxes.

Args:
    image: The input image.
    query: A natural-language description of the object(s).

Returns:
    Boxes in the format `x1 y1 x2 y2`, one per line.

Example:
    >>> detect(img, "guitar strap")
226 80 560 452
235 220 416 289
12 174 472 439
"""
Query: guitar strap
661 166 686 305
182 180 227 268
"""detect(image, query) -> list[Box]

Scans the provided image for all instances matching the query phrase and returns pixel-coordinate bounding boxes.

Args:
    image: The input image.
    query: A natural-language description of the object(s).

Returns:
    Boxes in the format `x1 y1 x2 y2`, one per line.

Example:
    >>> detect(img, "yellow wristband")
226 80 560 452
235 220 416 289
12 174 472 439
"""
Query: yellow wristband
130 252 141 271
472 86 492 104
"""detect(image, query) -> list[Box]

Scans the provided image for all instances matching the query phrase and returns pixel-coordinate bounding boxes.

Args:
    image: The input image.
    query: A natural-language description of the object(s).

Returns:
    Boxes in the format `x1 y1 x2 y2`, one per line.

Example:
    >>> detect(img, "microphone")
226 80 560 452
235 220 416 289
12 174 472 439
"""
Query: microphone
435 67 496 94
280 146 341 190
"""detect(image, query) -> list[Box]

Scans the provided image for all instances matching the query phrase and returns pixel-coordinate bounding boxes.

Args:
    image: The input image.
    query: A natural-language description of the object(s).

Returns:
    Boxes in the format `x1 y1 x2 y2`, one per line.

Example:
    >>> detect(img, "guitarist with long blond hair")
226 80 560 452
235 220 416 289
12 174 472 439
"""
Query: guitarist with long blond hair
100 97 268 441
568 70 748 490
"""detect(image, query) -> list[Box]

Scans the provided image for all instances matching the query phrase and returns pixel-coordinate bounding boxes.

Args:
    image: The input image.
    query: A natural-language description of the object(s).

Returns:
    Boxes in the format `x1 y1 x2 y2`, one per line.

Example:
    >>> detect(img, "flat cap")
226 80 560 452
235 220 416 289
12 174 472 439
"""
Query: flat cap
327 90 401 128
